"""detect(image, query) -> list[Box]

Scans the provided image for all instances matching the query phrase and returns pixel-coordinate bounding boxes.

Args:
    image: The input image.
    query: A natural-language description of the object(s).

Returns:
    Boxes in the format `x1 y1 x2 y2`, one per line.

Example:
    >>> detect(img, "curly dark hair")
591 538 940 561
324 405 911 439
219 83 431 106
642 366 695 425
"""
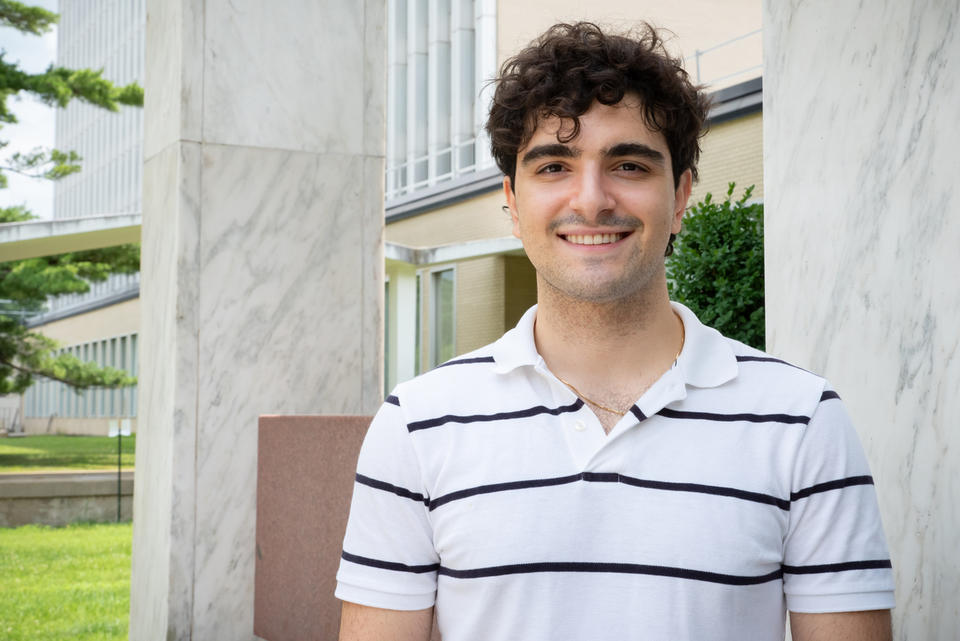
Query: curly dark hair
486 21 710 190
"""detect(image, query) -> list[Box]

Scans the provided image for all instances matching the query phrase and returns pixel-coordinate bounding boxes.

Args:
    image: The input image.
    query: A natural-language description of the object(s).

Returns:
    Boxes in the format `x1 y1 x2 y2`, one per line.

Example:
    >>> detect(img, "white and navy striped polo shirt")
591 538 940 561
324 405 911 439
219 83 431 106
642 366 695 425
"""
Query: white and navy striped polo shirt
336 303 894 641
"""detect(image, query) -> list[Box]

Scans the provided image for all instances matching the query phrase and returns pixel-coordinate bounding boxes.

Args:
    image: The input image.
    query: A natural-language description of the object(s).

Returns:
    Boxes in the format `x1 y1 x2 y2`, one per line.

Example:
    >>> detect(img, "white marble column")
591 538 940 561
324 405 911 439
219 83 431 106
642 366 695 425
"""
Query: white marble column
764 1 959 638
130 1 386 639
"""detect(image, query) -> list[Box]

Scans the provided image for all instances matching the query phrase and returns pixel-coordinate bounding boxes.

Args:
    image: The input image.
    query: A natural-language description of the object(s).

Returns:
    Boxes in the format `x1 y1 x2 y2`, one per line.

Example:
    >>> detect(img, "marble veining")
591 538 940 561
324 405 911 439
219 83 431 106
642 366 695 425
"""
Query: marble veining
132 1 386 639
764 1 960 638
144 0 204 159
131 141 204 640
363 0 388 158
202 0 366 154
361 155 386 413
189 146 379 639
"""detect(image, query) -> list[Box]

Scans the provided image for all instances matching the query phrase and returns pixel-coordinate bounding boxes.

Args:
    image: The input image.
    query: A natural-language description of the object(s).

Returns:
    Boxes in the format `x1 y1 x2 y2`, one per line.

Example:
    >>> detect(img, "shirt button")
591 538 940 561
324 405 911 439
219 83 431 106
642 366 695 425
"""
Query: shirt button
574 421 587 432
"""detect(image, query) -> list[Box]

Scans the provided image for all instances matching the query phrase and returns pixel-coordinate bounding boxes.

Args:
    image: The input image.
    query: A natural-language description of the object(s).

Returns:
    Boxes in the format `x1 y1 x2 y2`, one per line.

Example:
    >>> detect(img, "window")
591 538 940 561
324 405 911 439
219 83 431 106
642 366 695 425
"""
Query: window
386 0 496 200
430 268 455 366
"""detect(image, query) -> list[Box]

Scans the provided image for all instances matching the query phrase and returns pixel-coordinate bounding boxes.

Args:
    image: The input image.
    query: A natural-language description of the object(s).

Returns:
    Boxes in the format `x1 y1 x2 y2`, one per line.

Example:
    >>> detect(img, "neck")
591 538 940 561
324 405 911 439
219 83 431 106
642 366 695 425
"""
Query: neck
533 277 681 398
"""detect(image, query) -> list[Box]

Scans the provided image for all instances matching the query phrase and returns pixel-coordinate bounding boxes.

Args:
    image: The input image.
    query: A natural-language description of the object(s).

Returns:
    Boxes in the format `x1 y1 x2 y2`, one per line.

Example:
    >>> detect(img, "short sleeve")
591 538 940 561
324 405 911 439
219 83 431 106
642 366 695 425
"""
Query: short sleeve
782 388 895 613
335 395 439 610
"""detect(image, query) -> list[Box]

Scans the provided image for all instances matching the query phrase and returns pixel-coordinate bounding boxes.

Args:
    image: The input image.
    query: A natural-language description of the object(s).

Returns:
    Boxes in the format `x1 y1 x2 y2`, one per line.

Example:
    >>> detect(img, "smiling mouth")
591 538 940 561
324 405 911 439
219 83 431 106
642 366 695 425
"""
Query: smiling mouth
561 232 630 246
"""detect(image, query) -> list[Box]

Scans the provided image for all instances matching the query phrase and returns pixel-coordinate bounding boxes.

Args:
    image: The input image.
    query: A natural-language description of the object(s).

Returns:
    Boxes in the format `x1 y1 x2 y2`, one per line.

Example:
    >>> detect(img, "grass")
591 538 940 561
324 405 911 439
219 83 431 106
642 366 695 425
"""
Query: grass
0 522 132 641
0 435 136 474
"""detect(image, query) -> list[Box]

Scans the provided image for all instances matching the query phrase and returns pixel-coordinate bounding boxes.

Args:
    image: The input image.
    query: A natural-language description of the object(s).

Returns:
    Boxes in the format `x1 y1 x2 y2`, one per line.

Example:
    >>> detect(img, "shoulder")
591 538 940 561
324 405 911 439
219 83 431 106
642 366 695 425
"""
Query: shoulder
712 336 838 421
674 302 832 410
726 338 825 384
387 342 508 419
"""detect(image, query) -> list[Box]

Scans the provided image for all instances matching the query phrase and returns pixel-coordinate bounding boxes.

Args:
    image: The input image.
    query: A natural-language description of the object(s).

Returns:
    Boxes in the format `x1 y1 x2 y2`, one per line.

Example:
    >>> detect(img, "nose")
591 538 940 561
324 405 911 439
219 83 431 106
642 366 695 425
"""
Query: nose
568 165 616 220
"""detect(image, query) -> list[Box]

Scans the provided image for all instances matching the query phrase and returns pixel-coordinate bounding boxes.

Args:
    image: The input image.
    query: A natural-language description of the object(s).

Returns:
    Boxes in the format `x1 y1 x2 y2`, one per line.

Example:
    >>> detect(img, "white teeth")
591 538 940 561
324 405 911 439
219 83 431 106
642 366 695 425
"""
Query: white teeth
566 233 623 245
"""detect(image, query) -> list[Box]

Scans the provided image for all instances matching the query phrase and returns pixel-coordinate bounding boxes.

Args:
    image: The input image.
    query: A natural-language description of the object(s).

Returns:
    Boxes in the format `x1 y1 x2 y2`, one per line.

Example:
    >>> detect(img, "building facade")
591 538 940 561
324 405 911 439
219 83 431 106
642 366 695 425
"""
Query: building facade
382 0 764 392
21 0 144 435
22 0 762 433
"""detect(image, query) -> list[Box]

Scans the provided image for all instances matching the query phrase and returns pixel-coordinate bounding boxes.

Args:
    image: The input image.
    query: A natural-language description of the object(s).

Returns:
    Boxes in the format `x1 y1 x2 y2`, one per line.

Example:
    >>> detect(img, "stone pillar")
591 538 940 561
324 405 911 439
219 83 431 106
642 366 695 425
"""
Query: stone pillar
764 1 959 638
130 1 385 639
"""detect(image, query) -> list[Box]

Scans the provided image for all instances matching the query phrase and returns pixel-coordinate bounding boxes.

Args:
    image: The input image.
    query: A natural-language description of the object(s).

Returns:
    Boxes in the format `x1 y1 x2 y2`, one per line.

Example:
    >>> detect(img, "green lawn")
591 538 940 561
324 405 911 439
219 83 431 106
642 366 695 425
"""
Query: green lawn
0 522 132 641
0 435 135 474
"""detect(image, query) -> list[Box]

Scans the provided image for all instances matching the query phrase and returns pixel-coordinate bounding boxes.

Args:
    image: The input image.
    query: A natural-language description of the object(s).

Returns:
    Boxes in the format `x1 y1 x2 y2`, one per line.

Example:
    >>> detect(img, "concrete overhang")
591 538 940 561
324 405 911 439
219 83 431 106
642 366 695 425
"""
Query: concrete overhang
0 213 142 262
386 236 524 267
707 76 762 125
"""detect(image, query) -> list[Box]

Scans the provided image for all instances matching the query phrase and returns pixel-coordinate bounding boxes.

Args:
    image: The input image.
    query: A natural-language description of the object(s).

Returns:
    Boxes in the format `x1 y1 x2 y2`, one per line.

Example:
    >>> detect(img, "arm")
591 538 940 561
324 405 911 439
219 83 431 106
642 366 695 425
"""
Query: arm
790 610 892 641
336 397 440 634
339 602 434 641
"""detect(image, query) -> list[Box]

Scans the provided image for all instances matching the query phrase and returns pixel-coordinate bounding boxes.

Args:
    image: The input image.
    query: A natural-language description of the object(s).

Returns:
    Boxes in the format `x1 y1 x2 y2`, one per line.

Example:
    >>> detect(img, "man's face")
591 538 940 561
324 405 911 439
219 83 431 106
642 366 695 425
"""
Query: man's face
504 96 692 304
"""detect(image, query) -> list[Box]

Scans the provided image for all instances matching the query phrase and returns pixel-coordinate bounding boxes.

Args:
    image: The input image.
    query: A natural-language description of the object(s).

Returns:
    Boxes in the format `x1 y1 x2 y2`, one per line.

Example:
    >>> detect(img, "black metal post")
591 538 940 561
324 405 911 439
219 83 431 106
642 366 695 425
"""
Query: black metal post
117 427 122 522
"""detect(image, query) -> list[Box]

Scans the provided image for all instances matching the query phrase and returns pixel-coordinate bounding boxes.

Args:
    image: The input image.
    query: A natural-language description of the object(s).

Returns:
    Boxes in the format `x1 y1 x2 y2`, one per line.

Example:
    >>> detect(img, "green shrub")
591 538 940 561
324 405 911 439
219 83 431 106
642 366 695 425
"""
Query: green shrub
667 183 764 349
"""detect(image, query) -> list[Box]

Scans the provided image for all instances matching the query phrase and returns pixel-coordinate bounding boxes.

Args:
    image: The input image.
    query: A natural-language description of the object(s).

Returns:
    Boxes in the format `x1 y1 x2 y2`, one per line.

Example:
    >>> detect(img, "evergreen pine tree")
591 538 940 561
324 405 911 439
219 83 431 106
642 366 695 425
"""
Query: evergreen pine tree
1 0 142 394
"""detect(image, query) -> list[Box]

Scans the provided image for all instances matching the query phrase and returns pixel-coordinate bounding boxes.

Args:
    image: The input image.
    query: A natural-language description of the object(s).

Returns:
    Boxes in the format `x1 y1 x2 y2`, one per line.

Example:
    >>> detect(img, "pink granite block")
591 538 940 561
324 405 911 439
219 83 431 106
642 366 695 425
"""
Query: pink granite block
254 415 440 640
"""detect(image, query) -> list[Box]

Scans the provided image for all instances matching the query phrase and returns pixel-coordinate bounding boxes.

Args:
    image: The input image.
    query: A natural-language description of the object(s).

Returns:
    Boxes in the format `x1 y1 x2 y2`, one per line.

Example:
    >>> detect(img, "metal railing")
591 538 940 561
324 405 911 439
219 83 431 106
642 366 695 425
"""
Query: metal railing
386 137 484 201
686 28 762 87
0 405 22 433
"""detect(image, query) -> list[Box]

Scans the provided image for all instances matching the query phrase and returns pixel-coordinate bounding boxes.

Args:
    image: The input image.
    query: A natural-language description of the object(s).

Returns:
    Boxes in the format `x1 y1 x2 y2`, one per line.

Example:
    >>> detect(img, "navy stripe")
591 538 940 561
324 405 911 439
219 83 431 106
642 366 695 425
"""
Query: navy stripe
629 405 647 422
428 471 789 511
435 356 496 369
342 552 890 583
782 559 892 575
658 407 810 425
363 467 870 512
385 394 400 406
611 474 790 510
356 473 428 505
736 355 791 365
735 355 810 373
438 561 784 586
341 551 439 574
429 474 582 510
791 475 874 502
408 399 585 432
820 390 840 402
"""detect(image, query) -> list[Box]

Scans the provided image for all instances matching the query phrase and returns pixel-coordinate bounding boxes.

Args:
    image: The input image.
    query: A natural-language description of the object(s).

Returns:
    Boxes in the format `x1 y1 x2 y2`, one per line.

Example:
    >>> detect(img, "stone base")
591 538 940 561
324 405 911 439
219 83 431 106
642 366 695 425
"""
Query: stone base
0 471 134 527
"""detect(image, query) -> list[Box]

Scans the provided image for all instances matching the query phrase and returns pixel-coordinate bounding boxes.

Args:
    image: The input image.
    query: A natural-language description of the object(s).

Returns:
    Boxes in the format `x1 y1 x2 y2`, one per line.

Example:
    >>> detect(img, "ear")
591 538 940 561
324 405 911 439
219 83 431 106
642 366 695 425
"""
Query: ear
503 176 521 238
672 169 693 234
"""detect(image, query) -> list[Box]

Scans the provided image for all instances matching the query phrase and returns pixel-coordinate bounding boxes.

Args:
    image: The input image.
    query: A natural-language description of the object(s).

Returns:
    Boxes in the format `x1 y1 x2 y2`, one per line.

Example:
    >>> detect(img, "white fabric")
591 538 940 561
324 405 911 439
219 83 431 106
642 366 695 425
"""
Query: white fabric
336 303 895 640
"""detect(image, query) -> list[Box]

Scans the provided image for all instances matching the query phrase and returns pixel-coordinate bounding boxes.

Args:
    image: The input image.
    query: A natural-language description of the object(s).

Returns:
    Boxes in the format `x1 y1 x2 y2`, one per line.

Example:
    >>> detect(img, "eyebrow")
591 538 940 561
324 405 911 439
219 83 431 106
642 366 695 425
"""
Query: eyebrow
519 141 666 167
604 142 666 166
520 143 580 166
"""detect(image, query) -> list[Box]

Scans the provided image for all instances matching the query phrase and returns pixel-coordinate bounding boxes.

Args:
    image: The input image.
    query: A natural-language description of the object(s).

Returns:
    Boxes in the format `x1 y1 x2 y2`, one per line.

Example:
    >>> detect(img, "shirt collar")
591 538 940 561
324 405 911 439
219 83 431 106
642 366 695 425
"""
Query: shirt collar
671 301 738 388
491 304 543 374
491 302 738 390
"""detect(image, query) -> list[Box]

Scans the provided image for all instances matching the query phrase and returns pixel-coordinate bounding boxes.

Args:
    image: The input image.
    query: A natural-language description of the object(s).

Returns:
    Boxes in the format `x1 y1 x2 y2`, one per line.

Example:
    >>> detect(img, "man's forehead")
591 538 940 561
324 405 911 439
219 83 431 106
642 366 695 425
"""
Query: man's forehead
519 98 668 156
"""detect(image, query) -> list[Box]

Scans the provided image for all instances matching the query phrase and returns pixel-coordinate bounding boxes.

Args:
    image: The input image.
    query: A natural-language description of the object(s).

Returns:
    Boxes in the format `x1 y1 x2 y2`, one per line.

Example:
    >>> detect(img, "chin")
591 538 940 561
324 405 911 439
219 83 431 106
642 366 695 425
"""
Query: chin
549 279 644 304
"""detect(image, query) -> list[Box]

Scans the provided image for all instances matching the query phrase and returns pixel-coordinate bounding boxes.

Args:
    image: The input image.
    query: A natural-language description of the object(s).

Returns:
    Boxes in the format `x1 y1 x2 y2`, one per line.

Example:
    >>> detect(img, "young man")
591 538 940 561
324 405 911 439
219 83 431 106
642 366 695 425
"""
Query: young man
337 22 894 641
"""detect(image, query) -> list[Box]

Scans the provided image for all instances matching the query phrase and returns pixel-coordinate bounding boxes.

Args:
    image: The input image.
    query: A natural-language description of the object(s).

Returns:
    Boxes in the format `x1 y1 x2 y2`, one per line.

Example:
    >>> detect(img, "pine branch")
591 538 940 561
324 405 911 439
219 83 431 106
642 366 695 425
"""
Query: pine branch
1 147 82 180
0 353 136 392
1 356 82 388
0 0 57 35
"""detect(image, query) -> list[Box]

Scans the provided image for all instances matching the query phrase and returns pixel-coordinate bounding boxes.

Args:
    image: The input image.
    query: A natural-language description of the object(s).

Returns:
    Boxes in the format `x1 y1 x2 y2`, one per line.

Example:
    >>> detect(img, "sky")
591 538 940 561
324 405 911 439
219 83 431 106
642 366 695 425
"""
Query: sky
0 0 59 220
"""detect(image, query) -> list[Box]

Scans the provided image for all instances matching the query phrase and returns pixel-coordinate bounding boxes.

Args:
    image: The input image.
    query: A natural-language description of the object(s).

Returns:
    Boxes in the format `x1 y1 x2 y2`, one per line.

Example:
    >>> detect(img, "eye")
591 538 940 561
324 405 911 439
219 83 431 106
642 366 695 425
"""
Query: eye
536 163 566 174
616 161 648 173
